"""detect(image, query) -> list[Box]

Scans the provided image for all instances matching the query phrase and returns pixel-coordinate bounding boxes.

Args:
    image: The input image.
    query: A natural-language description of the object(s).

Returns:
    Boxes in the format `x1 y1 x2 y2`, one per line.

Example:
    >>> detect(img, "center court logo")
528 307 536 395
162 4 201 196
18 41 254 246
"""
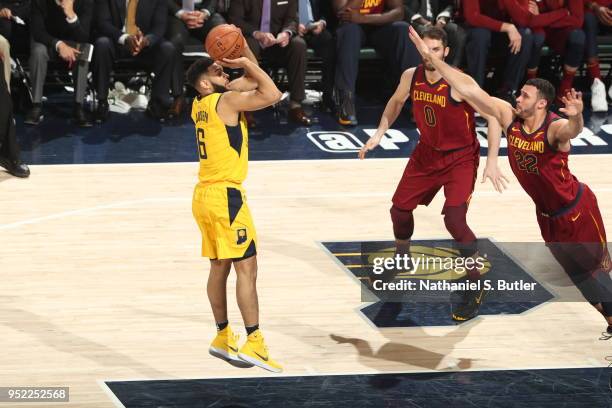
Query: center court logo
321 239 554 327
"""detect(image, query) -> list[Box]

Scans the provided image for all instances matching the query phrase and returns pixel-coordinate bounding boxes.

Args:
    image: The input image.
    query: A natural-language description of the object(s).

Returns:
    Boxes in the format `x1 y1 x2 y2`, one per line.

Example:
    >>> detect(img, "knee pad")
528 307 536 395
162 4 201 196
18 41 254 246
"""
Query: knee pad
390 206 414 240
443 205 477 256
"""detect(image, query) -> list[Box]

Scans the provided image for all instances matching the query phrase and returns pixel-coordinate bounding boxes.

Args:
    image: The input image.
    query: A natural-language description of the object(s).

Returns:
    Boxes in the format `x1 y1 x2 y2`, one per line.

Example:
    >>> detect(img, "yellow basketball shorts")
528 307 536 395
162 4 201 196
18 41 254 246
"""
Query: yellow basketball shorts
192 183 257 260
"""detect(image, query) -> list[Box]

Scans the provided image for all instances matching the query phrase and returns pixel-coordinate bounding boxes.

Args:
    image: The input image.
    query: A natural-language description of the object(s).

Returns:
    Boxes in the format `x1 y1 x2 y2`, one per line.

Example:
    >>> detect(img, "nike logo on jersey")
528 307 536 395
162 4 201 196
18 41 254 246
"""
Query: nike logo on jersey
571 212 581 222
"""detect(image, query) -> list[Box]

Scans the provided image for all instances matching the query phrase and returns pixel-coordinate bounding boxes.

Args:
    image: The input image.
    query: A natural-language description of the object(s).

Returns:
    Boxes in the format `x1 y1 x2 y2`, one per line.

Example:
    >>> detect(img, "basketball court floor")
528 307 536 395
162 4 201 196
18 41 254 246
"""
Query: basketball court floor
1 99 611 407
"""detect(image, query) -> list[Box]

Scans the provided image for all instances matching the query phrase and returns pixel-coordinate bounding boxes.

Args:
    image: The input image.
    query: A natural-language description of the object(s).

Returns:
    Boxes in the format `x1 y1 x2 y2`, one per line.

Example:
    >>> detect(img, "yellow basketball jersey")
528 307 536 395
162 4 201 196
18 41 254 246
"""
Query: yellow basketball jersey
191 93 249 185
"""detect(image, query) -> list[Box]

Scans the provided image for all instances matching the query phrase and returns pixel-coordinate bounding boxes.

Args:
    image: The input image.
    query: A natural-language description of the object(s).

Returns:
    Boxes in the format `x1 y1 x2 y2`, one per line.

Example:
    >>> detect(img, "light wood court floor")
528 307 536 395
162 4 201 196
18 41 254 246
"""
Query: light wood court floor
1 155 611 407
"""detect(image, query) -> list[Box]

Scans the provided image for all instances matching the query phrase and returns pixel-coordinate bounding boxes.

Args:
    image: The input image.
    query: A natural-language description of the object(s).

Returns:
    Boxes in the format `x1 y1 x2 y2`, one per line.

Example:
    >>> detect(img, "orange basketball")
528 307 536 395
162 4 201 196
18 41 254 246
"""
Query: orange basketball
205 24 245 61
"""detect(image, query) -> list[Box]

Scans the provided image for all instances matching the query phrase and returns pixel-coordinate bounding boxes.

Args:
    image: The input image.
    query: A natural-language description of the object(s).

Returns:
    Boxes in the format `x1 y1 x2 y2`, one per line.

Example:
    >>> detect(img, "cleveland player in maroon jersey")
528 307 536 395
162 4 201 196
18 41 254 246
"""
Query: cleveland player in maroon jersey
359 26 508 322
408 26 612 335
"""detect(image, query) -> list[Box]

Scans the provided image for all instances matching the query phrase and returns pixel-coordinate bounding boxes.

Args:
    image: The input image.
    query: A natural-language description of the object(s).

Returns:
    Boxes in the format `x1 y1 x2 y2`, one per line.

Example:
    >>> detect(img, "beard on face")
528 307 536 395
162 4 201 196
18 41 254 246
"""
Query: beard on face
212 82 228 93
516 105 534 119
424 62 436 71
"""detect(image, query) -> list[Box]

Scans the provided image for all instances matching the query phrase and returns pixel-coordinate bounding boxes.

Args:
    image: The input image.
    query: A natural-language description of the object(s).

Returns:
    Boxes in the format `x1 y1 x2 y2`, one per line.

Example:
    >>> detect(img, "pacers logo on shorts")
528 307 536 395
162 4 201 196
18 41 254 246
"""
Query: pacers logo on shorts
237 228 247 245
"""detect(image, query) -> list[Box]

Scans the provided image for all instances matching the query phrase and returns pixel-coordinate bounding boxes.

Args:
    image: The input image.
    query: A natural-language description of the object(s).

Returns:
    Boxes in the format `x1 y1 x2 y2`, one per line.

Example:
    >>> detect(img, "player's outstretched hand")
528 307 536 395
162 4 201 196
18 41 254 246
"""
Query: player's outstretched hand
482 163 510 193
358 136 381 160
559 88 583 117
408 25 432 65
218 57 251 69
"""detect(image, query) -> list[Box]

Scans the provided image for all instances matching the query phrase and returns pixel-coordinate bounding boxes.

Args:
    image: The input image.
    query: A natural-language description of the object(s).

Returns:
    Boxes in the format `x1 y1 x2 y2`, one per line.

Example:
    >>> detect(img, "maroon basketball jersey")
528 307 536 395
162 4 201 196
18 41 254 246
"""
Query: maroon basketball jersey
410 65 477 151
506 112 580 214
359 0 385 14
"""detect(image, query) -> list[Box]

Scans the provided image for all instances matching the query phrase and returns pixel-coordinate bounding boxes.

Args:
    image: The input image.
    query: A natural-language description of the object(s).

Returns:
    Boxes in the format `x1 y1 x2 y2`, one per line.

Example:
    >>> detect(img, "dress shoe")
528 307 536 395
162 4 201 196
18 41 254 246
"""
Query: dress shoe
24 104 43 126
168 95 186 119
0 156 30 178
74 104 93 128
146 100 169 123
95 100 110 124
337 90 357 126
288 106 312 126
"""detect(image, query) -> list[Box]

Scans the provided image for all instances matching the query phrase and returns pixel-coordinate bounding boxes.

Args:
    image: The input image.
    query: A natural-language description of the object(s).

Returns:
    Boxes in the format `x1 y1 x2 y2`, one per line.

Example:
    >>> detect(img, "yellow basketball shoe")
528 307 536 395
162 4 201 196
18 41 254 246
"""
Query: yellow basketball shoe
238 330 283 373
209 326 253 368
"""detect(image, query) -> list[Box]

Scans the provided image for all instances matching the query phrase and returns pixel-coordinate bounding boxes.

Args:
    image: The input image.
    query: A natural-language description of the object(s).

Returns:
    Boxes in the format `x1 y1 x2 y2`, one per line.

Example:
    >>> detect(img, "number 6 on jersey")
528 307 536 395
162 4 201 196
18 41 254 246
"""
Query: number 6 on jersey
197 128 207 160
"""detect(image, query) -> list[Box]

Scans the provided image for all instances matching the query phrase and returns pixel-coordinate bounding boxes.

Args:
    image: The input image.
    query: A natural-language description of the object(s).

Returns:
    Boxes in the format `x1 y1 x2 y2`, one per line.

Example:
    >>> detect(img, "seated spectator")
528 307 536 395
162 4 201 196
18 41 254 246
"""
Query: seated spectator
298 0 335 111
166 0 226 117
0 1 31 86
524 0 586 108
584 0 612 111
0 51 29 177
404 0 465 67
93 0 175 123
333 0 420 126
216 0 230 15
27 0 93 127
229 0 312 126
461 0 533 104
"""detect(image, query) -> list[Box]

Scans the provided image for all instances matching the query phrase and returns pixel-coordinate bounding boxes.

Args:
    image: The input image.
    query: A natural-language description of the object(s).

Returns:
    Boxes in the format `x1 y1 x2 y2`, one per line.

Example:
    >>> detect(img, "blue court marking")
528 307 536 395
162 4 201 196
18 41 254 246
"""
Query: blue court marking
104 367 612 407
322 239 554 328
15 97 612 165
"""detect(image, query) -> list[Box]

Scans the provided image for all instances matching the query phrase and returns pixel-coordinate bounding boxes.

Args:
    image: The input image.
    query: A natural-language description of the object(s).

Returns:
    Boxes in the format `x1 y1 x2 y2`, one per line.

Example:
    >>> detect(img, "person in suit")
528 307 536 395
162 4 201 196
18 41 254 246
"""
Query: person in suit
166 0 226 117
404 0 465 67
0 51 29 177
298 0 335 112
333 0 420 126
0 1 31 86
229 0 312 125
93 0 175 123
26 0 94 127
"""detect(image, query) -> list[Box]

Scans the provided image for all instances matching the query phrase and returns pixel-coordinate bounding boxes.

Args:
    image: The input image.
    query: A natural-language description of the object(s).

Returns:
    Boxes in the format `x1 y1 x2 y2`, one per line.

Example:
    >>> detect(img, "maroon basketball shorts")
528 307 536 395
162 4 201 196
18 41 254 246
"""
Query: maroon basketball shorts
537 183 611 275
392 141 480 212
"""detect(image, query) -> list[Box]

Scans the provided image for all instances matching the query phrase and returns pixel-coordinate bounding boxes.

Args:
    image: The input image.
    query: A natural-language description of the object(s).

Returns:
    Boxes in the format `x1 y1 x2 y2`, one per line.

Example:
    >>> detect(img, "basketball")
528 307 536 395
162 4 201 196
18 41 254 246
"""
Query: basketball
205 24 245 61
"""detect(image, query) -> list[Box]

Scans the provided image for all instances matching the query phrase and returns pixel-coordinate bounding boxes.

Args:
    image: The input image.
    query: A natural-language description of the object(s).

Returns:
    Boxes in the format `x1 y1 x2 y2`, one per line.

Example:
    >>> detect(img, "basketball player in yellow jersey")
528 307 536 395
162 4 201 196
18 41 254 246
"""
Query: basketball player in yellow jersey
186 56 282 372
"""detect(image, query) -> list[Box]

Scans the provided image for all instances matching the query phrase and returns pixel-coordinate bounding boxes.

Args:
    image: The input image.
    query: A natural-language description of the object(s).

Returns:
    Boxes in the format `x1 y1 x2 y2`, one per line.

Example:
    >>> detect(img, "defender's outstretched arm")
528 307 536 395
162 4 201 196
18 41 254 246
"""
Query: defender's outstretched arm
408 26 514 129
359 67 415 159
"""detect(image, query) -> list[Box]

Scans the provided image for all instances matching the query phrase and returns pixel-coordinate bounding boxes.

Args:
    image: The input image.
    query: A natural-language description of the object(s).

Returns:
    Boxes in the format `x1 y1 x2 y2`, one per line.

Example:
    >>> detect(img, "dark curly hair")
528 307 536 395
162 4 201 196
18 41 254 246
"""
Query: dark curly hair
186 57 215 88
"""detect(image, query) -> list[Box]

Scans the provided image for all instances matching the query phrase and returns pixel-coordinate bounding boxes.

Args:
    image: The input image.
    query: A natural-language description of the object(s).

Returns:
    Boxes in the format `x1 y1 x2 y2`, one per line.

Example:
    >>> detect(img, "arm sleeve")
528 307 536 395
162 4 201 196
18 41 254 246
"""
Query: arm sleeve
229 0 259 37
145 0 168 47
168 0 180 15
96 0 124 43
502 0 568 28
463 0 504 31
547 0 584 29
281 0 298 35
69 0 94 43
30 0 59 49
